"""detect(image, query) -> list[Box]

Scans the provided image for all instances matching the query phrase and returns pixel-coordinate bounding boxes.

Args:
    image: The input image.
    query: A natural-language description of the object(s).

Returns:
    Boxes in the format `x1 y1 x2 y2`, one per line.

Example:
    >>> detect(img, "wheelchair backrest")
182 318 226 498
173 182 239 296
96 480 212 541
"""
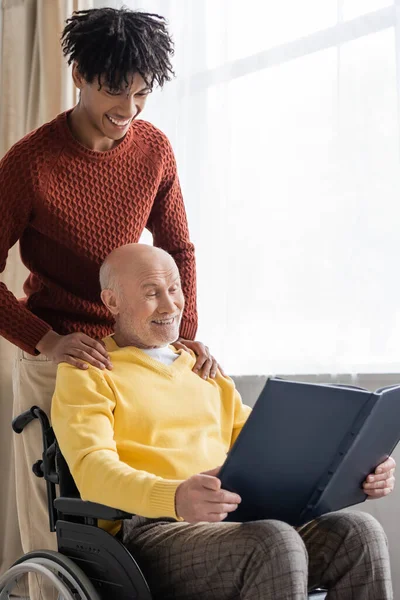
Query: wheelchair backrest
55 440 80 498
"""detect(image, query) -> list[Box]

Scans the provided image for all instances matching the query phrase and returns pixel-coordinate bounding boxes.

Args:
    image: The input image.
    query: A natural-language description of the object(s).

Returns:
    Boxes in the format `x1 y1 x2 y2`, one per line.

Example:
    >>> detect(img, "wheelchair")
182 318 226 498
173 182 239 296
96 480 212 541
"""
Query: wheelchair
0 406 327 599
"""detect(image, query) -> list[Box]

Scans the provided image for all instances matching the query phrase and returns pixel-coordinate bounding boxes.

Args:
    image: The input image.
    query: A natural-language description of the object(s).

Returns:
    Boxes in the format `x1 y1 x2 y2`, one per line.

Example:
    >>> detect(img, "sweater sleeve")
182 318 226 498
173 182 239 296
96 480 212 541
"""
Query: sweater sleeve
51 363 183 519
0 143 52 354
146 134 198 341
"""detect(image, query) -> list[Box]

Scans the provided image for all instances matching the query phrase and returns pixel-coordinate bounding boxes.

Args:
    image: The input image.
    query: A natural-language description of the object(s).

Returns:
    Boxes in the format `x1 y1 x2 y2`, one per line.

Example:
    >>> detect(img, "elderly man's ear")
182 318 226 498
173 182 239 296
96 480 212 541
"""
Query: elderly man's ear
101 289 120 315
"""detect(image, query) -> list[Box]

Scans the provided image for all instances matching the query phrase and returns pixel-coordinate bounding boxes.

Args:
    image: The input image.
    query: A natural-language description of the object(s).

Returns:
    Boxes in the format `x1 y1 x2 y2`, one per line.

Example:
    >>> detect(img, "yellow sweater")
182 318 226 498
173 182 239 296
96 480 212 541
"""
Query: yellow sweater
51 336 251 528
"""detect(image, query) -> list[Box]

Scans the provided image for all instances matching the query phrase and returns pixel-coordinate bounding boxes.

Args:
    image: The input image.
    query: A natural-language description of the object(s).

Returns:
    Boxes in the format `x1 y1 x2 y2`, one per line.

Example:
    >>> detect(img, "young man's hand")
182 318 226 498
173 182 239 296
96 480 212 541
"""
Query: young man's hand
36 330 112 370
175 467 241 523
173 338 225 379
363 456 396 499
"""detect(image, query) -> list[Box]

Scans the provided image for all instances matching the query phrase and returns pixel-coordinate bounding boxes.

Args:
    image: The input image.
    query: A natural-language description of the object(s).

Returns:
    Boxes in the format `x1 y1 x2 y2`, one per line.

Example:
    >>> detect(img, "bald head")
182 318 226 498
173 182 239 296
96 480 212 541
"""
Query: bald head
100 244 178 292
99 244 184 348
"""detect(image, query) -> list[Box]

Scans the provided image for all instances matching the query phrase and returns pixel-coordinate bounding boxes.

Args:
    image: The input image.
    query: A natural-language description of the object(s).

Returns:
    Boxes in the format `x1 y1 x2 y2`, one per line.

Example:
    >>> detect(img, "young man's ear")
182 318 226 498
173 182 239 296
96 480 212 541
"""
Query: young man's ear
101 289 119 316
72 62 85 90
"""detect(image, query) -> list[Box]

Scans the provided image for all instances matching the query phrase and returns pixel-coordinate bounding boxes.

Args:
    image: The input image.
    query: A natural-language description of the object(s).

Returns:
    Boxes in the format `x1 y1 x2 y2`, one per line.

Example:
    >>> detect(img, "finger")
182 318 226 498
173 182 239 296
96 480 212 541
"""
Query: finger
174 342 192 357
207 503 238 514
72 346 111 367
69 349 109 370
80 335 111 360
173 341 186 351
193 353 207 374
189 342 205 355
375 457 396 474
199 357 213 380
190 342 206 365
199 474 221 492
365 487 392 498
205 489 242 505
81 340 112 368
62 355 89 370
364 478 394 493
366 469 394 483
209 357 219 379
218 363 227 377
368 476 395 489
364 479 390 490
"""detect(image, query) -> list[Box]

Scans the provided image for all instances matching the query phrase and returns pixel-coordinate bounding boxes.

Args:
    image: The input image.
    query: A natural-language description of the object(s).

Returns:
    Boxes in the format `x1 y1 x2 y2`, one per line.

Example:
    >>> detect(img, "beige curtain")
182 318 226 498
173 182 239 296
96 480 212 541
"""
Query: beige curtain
0 0 92 573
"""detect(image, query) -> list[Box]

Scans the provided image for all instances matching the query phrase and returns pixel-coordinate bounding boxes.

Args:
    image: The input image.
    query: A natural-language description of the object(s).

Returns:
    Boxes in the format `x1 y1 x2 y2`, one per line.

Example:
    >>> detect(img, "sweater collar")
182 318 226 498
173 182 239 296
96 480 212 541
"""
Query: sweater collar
103 335 196 377
56 109 135 161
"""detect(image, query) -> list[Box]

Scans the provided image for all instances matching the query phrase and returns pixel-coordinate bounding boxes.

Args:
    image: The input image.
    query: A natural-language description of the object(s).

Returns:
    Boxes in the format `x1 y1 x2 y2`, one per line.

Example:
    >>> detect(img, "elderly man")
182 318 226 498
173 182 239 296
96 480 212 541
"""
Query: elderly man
52 243 395 600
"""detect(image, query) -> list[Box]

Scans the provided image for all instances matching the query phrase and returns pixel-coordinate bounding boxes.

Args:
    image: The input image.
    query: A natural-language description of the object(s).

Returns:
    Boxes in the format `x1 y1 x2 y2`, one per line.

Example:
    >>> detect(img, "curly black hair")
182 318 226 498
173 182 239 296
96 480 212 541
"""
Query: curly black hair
61 7 175 91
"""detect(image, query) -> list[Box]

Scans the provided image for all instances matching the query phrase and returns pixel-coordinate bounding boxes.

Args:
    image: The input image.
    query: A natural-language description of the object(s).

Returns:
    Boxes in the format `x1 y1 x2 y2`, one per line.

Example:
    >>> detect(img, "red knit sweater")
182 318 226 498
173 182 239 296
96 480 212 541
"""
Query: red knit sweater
0 112 197 355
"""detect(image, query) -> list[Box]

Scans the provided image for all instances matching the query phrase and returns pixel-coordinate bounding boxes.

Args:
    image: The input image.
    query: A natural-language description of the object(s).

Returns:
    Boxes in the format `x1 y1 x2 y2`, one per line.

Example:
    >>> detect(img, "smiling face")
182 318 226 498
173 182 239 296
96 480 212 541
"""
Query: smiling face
71 65 151 150
100 245 185 349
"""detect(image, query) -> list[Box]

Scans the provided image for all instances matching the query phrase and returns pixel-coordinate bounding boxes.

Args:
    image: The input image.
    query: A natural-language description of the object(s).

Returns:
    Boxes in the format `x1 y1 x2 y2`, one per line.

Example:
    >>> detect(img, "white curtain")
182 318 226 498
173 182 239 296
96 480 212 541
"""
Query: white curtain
101 0 400 377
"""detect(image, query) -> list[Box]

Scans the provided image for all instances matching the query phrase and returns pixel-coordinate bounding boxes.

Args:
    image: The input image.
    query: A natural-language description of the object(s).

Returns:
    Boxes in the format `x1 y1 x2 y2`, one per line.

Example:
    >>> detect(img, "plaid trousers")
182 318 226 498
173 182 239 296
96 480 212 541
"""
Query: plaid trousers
123 510 393 600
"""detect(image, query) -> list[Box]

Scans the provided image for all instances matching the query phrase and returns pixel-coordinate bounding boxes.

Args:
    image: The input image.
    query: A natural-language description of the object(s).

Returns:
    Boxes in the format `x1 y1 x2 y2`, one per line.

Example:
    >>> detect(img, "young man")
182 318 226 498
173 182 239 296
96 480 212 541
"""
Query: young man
52 243 395 600
0 7 217 568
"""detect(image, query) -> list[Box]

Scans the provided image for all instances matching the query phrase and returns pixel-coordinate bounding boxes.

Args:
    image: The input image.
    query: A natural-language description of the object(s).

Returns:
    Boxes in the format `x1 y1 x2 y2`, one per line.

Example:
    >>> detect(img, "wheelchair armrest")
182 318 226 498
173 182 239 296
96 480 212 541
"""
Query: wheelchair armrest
54 497 133 521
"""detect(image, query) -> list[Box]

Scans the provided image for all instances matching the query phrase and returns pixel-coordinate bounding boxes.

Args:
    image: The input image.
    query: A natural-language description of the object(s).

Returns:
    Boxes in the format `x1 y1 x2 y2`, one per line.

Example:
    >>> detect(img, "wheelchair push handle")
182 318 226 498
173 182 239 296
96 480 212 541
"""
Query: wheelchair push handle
12 405 48 434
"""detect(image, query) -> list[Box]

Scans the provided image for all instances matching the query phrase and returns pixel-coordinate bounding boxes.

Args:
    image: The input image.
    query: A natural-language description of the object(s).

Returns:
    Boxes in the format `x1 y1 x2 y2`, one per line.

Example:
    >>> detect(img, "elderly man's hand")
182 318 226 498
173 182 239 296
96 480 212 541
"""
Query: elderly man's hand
173 338 224 379
363 456 396 499
175 467 241 523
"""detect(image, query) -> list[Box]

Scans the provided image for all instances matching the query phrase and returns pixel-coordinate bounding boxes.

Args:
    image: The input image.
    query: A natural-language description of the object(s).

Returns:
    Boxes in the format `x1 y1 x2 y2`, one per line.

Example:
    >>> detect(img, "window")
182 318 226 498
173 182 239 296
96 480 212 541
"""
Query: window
101 1 399 375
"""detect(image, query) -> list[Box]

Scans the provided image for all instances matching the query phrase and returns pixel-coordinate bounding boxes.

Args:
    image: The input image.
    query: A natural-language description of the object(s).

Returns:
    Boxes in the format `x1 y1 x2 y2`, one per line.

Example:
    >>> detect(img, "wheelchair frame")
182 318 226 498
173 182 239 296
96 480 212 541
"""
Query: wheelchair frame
13 405 152 600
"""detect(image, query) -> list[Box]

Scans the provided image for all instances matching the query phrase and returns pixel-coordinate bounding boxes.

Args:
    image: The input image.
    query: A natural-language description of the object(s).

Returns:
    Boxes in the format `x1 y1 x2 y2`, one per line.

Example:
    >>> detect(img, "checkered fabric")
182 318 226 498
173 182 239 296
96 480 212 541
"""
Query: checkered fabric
123 510 393 599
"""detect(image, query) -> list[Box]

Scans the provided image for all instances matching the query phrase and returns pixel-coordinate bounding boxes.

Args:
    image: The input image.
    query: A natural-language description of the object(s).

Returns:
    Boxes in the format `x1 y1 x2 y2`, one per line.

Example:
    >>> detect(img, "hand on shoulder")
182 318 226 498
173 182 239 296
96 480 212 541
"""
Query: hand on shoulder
36 330 112 371
173 338 225 380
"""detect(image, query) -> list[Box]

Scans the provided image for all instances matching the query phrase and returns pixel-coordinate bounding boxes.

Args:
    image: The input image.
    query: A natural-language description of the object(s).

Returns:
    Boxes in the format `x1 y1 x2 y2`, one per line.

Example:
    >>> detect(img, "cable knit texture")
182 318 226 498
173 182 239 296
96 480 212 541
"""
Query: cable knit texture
0 111 197 354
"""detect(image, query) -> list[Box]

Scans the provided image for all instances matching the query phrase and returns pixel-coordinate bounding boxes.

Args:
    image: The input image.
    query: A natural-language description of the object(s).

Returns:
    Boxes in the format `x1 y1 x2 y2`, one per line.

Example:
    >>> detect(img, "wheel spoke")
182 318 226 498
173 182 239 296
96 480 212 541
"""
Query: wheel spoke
0 551 100 600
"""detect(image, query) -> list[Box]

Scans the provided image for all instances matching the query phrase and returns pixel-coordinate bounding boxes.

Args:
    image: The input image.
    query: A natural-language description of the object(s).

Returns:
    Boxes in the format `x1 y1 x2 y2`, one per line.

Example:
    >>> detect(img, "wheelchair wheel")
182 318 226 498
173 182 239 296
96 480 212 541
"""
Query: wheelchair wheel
0 549 100 600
